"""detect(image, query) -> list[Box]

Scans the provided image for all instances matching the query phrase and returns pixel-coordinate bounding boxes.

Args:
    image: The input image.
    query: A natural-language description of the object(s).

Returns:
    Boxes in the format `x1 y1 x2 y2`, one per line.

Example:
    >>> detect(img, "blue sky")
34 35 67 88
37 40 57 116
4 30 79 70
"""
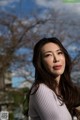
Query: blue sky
0 0 80 17
12 76 25 87
0 0 44 18
11 47 34 88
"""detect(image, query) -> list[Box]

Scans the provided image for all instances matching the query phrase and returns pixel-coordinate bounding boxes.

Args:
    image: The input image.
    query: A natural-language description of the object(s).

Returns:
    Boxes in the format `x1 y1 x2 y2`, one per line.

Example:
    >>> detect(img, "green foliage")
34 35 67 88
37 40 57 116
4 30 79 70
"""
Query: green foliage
22 88 29 117
0 88 29 119
7 88 29 109
10 87 29 117
9 112 14 120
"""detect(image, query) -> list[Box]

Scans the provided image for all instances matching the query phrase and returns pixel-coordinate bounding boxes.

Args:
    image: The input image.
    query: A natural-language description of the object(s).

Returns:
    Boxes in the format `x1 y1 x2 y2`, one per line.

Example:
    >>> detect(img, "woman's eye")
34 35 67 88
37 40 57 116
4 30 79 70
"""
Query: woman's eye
58 51 63 55
44 54 52 57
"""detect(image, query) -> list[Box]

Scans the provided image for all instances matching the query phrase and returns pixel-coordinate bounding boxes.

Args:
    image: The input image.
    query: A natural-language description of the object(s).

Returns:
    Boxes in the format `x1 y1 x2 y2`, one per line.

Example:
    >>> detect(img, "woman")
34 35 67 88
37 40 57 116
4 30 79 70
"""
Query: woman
28 37 80 120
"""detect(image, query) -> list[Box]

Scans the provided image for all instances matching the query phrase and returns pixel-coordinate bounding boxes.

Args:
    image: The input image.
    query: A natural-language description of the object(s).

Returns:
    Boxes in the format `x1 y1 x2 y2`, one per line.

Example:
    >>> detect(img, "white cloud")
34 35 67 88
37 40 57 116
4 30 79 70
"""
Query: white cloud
36 0 62 8
0 0 19 6
36 0 80 14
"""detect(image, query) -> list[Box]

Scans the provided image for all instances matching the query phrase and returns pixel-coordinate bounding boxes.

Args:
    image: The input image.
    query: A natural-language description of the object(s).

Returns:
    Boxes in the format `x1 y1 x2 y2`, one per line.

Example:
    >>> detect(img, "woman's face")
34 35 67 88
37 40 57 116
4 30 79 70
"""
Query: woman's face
41 42 66 78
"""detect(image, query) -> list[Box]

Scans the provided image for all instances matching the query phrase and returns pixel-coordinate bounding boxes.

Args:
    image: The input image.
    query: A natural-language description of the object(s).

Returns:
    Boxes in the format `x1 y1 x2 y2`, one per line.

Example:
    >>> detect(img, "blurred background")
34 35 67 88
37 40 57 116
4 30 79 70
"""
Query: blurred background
0 0 80 119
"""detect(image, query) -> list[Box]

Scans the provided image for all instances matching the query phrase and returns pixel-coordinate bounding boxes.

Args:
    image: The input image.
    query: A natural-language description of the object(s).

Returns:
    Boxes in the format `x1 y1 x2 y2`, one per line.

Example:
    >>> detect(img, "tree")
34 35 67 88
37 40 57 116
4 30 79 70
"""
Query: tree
0 9 80 90
0 11 53 89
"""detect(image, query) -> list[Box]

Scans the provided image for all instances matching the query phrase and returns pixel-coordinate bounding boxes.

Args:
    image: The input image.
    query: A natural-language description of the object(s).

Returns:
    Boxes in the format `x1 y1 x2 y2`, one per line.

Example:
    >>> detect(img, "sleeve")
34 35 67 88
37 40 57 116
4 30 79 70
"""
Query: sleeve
33 84 59 120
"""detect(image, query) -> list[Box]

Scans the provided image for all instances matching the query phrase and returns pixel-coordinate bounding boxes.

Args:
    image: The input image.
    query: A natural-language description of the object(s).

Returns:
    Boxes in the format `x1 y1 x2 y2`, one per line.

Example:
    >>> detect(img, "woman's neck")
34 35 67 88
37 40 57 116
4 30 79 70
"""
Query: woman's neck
55 75 61 85
54 75 61 95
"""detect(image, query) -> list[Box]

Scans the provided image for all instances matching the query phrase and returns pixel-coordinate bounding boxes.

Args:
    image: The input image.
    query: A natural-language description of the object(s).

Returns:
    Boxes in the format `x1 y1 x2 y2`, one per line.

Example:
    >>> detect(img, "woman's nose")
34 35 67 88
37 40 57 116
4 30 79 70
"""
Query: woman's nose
53 55 59 62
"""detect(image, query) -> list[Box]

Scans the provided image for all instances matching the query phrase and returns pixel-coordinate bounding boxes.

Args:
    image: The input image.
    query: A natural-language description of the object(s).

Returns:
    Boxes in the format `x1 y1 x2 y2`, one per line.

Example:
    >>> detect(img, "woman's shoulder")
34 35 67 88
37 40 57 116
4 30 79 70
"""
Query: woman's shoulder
31 83 58 103
39 83 51 91
31 83 51 94
30 83 56 98
36 83 55 96
39 83 48 88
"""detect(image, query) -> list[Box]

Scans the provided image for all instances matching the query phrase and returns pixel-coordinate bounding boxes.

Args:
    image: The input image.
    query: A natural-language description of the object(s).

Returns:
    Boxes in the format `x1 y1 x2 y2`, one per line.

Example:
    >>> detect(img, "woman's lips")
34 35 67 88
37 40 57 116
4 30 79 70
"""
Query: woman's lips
53 65 62 70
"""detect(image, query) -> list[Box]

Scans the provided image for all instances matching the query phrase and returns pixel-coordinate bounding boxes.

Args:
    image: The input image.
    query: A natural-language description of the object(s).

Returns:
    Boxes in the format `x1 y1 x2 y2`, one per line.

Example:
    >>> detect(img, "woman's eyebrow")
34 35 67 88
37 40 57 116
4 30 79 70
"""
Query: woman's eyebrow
56 49 62 52
43 51 52 54
43 49 62 54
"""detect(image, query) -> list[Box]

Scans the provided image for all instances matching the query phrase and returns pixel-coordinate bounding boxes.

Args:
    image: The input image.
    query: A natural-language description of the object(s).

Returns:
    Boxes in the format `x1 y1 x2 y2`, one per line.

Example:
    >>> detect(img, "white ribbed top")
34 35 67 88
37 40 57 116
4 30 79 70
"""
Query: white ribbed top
29 83 72 120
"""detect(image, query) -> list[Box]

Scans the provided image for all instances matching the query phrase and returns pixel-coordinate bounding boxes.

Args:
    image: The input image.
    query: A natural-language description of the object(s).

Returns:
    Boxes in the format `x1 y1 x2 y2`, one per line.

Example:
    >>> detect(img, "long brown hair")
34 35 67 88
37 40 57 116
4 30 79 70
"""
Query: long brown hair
30 37 80 115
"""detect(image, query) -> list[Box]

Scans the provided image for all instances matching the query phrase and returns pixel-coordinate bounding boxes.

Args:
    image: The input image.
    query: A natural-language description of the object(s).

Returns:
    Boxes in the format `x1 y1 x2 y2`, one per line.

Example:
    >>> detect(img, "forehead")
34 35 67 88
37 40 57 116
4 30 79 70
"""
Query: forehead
41 42 61 53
